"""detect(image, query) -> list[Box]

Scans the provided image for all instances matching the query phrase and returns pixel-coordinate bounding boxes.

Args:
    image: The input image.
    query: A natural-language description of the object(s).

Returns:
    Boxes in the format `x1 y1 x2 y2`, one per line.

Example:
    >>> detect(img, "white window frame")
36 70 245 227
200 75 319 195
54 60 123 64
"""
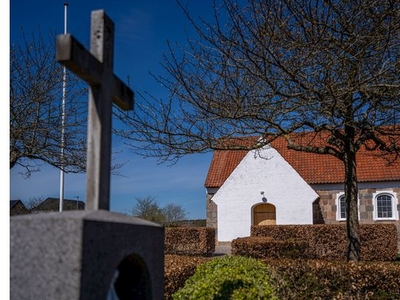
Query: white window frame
335 192 360 221
373 191 399 221
336 192 347 221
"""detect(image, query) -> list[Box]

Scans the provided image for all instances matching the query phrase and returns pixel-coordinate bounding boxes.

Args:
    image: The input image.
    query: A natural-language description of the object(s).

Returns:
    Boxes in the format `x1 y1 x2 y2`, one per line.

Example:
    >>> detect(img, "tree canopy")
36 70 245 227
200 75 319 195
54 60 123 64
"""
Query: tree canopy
10 30 127 177
120 0 400 261
10 30 87 177
122 0 400 162
131 196 187 226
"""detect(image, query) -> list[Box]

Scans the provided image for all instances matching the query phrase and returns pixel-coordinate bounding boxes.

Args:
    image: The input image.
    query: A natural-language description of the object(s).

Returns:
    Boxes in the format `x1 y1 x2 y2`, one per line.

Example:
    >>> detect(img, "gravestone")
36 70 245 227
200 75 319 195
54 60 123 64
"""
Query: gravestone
10 10 164 300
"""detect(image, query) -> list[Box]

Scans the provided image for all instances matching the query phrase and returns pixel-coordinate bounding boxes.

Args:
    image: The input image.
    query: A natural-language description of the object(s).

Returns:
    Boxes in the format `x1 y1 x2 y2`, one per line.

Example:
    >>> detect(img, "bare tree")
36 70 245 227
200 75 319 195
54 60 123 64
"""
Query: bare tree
10 29 87 177
131 196 166 224
131 196 188 225
11 29 127 177
162 203 187 226
120 0 400 261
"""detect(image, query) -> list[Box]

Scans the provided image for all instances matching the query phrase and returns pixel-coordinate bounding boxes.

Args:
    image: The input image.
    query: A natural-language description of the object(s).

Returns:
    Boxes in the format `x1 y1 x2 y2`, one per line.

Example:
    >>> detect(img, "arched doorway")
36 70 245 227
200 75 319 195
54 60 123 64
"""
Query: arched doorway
253 203 276 225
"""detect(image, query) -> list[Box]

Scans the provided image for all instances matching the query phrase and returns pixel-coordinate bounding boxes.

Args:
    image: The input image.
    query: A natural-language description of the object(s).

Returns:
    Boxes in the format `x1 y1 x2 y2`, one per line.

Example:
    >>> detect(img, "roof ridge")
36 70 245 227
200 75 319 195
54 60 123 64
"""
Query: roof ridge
205 134 400 187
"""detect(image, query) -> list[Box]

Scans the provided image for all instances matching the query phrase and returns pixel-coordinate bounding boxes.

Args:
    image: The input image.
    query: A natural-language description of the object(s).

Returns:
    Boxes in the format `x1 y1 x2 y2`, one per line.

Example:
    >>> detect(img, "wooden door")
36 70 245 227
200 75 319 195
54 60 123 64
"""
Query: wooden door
253 204 276 225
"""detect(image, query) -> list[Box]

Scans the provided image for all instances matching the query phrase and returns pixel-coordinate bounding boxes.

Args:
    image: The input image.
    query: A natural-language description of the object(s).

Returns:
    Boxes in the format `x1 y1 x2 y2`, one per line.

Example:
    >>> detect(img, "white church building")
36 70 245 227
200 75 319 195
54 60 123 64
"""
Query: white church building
205 134 400 243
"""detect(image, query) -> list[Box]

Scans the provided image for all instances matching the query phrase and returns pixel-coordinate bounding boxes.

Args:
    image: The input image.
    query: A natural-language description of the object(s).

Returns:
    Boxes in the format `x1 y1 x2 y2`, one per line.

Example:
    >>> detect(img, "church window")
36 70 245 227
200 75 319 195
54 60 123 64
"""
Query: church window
336 192 346 221
373 192 398 220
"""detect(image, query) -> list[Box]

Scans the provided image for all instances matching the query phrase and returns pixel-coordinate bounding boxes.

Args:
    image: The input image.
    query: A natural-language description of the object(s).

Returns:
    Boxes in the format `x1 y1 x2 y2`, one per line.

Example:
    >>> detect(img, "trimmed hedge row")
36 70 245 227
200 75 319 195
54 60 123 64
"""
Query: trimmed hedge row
247 224 398 261
165 227 216 256
164 255 400 300
232 237 309 259
265 258 400 299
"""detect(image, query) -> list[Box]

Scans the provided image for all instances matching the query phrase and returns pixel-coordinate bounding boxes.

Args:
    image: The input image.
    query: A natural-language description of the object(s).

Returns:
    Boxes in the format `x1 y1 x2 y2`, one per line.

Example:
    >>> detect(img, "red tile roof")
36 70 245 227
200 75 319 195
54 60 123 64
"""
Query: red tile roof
204 134 400 188
204 136 257 188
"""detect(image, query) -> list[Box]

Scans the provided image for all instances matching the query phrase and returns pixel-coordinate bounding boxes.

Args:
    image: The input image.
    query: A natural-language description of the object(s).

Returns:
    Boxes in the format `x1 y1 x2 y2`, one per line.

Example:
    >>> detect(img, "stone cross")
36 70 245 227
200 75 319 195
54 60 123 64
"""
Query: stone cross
11 11 163 299
56 10 134 210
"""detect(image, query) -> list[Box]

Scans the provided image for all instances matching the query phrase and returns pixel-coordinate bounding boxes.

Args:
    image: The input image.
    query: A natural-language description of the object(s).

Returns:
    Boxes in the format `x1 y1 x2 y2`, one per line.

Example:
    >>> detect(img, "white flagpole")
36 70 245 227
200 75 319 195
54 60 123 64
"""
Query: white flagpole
59 2 68 212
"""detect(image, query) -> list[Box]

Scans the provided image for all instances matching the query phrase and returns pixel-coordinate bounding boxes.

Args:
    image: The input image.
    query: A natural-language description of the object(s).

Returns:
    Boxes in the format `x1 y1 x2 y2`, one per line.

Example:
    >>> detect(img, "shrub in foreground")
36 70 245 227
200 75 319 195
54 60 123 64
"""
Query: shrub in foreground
164 255 211 299
165 255 400 299
172 255 277 300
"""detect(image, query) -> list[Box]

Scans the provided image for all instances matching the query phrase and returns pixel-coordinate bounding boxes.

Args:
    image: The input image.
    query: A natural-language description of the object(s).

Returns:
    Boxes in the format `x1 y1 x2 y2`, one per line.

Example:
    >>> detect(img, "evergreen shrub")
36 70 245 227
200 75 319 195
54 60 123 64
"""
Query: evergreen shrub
164 255 211 299
172 255 277 300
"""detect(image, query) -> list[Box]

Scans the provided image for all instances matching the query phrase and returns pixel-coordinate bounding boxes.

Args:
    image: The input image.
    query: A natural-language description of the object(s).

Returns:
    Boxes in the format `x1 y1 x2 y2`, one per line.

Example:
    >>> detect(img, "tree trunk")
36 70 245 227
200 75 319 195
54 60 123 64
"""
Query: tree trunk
343 129 361 262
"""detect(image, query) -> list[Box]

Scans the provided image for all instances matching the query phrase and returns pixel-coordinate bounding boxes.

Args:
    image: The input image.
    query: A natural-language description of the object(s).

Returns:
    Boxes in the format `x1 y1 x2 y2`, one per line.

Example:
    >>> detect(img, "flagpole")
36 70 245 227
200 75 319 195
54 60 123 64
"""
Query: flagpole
59 2 68 212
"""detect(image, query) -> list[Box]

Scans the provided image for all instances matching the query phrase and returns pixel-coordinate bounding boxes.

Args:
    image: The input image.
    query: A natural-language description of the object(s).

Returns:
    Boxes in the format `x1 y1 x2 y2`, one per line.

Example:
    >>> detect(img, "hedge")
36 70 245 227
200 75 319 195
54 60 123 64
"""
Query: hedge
164 255 400 300
248 224 398 261
232 237 309 259
165 227 215 256
265 258 400 299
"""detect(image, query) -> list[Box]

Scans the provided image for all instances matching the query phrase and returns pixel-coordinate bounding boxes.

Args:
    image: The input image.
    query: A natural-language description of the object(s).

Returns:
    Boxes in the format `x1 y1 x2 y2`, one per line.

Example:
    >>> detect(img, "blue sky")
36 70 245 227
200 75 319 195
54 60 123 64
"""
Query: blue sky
9 0 219 219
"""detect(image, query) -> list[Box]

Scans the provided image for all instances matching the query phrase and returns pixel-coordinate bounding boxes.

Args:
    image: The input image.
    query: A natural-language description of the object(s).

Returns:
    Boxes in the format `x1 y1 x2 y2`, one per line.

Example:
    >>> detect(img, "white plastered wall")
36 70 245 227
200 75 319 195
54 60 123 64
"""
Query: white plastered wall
212 145 319 242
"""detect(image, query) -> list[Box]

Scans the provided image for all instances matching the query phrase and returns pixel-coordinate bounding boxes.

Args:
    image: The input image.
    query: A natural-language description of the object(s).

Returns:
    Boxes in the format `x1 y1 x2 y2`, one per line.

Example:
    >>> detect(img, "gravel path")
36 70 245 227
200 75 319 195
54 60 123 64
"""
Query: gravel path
214 243 231 256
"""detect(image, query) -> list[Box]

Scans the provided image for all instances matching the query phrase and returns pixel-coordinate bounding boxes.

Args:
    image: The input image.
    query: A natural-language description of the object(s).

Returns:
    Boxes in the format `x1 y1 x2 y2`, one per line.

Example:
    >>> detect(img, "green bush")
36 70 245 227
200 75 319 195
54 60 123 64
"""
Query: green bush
164 255 212 299
172 256 277 300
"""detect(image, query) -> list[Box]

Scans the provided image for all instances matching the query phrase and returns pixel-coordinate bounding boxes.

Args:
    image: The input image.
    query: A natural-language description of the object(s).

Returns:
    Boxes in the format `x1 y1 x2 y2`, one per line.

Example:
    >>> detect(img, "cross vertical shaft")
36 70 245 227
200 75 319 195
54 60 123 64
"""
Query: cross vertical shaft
56 9 134 211
86 11 114 210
